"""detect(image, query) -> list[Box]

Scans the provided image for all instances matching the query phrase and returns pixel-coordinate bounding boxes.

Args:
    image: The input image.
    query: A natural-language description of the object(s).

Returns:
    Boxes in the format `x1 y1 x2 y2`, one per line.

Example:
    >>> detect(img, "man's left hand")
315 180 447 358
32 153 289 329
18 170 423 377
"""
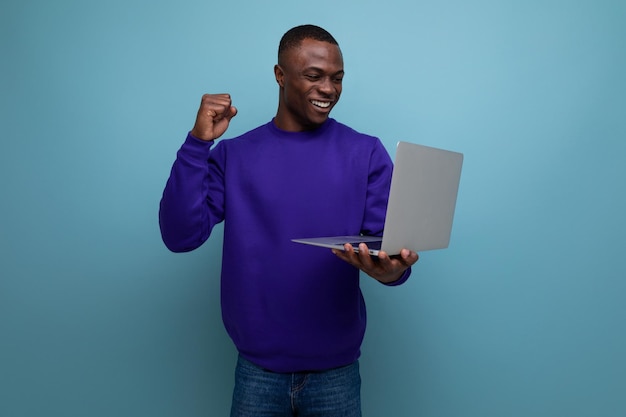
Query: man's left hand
332 243 418 284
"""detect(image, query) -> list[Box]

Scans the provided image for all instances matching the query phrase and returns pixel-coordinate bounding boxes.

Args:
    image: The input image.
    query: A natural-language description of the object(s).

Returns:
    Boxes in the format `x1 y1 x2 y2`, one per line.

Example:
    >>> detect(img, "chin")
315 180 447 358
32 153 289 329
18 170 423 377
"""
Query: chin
311 111 331 123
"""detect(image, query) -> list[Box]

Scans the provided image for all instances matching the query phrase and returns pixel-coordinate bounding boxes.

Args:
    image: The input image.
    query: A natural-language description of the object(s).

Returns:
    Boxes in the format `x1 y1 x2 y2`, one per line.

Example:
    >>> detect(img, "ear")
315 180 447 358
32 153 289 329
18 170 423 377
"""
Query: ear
274 64 285 87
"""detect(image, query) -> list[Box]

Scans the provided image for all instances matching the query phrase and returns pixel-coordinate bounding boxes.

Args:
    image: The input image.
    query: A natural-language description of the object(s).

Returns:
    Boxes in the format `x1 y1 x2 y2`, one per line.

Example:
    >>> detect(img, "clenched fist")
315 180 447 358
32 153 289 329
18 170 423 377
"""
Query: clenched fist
190 94 238 141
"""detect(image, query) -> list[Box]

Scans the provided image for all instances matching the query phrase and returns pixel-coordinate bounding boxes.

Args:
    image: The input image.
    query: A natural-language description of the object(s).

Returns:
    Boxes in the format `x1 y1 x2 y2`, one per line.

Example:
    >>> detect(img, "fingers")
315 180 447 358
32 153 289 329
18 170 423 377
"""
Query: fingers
333 243 377 272
201 94 237 121
332 243 357 264
399 249 419 267
381 249 419 270
331 243 361 267
356 243 376 269
333 243 419 283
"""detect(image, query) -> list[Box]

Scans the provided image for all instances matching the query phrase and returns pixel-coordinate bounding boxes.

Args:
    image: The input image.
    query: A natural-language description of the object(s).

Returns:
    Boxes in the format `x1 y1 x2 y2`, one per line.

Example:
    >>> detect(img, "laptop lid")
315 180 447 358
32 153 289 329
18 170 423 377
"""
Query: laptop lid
378 141 463 254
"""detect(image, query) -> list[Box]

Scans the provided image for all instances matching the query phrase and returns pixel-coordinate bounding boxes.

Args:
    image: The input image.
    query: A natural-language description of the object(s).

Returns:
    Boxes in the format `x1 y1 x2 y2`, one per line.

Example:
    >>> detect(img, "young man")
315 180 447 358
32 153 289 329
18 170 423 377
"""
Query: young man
159 24 418 417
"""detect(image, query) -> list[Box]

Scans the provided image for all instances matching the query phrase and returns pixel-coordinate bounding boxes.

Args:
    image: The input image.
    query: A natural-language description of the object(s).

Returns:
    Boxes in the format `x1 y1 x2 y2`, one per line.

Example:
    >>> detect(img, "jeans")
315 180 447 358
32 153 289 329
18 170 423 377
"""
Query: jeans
230 355 362 417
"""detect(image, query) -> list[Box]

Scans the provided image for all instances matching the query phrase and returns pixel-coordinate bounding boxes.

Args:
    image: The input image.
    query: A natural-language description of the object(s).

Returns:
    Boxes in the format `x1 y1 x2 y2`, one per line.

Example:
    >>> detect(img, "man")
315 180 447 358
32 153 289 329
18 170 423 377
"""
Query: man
159 24 418 417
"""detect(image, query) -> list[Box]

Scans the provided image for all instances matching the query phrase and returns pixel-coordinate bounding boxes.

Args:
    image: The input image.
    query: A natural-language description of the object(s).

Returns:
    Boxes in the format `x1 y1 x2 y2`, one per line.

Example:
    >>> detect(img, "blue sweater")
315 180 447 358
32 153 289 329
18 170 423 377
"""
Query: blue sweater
159 118 410 372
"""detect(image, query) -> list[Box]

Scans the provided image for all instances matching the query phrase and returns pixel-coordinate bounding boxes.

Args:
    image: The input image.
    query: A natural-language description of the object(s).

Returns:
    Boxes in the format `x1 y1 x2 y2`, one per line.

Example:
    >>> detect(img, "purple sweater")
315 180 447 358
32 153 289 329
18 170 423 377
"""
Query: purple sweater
159 118 410 372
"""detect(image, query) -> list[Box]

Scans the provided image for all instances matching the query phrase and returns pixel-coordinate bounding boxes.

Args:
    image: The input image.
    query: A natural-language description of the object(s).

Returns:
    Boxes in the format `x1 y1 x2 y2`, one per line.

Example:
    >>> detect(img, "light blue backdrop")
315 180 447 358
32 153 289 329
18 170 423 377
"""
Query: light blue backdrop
1 0 625 416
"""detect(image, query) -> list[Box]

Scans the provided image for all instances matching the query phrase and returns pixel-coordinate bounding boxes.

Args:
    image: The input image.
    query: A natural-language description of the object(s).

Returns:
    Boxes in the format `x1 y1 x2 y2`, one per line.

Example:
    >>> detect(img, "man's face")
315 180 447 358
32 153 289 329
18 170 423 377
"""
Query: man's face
274 38 344 132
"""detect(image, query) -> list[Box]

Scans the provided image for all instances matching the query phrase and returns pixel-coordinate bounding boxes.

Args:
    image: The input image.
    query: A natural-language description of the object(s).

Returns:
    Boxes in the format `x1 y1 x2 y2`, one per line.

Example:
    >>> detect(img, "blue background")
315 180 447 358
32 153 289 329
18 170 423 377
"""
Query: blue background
1 1 625 416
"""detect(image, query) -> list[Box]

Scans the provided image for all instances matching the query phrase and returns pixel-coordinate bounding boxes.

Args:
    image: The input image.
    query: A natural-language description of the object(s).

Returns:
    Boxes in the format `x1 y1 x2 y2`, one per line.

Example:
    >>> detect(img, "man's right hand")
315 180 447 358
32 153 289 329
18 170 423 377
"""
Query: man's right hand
190 94 238 141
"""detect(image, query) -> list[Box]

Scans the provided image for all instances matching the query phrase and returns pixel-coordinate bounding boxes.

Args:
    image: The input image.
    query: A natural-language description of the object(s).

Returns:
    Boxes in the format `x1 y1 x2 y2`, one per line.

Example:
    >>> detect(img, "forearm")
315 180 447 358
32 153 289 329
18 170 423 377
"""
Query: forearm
159 133 221 252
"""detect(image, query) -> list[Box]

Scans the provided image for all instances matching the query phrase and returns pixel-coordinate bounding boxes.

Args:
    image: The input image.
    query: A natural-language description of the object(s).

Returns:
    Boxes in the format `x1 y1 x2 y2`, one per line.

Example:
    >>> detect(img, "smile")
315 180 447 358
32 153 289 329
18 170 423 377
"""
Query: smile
311 100 331 109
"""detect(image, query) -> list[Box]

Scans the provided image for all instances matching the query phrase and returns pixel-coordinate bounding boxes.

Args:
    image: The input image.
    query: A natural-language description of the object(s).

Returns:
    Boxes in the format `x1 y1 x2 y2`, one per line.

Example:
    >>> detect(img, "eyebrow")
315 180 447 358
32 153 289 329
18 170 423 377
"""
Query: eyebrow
303 66 345 75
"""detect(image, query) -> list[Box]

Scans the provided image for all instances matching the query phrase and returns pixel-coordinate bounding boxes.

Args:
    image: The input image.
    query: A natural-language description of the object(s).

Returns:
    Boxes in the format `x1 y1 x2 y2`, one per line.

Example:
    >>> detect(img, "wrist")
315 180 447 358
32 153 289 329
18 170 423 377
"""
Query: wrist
189 129 214 142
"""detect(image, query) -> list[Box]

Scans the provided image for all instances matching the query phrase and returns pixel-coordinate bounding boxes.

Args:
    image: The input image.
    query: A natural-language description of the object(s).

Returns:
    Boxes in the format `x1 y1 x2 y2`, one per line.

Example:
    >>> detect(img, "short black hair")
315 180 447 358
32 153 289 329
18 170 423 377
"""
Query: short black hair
278 24 339 62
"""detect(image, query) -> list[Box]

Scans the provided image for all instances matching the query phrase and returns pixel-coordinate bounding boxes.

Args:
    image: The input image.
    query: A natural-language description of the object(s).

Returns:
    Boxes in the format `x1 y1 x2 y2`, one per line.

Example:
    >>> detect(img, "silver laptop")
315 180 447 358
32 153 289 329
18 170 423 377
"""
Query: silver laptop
292 141 464 256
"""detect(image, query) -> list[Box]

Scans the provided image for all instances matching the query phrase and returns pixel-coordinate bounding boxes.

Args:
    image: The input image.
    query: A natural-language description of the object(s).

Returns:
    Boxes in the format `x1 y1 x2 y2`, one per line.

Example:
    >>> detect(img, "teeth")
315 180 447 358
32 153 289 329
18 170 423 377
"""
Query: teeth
311 100 331 108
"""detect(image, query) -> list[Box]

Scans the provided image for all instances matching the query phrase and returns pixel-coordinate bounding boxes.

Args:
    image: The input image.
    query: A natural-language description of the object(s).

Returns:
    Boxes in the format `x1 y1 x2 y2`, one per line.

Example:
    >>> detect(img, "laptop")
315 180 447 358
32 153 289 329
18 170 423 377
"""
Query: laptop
292 141 464 256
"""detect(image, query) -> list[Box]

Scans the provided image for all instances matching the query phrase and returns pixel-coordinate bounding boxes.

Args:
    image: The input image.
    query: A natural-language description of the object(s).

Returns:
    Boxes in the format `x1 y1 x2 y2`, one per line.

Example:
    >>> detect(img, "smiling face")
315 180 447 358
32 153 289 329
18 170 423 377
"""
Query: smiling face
273 38 344 132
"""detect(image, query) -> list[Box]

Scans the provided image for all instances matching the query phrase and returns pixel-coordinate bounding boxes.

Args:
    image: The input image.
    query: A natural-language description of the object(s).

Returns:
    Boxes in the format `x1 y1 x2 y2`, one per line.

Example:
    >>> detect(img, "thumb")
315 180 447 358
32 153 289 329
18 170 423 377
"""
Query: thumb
226 105 238 120
213 106 237 124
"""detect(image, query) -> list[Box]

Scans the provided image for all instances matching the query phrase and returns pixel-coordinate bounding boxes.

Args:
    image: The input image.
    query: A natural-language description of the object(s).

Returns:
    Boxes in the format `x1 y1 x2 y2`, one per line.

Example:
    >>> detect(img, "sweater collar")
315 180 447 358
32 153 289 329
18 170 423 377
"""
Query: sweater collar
267 118 334 139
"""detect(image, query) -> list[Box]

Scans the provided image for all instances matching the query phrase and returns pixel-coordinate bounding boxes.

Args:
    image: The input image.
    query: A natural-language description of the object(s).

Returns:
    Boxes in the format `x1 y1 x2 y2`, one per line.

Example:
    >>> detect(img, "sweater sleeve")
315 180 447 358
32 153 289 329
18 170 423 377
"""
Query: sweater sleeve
158 133 225 252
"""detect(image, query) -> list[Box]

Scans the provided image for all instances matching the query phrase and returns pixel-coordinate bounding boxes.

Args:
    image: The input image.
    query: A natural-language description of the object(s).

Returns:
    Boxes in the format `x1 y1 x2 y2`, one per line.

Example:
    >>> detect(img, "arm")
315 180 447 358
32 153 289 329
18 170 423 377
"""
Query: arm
158 94 237 252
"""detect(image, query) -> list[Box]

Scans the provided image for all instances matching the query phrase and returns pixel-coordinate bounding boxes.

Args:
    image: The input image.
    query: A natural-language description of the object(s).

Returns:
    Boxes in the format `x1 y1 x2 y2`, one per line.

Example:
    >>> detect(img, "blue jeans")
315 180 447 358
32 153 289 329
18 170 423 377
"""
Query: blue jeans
230 355 362 417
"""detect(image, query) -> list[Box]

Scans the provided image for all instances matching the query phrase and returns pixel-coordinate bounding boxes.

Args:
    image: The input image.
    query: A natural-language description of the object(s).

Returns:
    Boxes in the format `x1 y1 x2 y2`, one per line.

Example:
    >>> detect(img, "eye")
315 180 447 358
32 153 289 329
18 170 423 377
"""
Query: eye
305 74 321 81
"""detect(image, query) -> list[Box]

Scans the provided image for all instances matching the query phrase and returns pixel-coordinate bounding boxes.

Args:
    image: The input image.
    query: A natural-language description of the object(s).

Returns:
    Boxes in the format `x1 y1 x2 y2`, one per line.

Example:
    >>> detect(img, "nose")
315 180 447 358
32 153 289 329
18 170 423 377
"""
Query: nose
318 76 335 95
